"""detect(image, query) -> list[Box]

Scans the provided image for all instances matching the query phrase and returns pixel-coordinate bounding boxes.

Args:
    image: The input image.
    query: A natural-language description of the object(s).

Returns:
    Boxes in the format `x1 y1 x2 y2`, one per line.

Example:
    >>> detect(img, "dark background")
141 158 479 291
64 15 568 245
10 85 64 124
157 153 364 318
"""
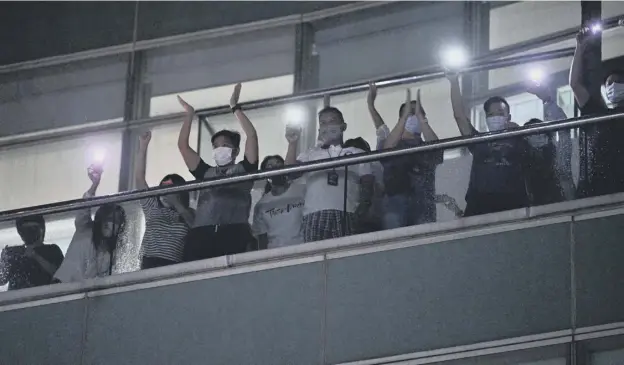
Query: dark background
0 1 351 65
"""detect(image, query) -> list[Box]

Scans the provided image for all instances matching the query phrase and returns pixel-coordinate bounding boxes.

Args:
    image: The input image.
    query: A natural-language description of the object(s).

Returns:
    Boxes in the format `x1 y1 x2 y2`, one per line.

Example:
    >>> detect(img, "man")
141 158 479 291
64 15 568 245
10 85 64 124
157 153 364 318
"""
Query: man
367 83 443 229
0 215 64 290
177 83 258 261
447 73 530 216
285 105 374 242
570 27 624 198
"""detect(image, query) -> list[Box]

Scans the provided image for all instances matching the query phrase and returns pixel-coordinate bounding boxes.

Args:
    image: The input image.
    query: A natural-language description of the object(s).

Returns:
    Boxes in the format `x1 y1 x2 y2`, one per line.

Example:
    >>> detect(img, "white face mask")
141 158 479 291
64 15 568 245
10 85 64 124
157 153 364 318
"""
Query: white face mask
405 115 421 134
606 82 624 104
213 146 233 166
486 116 508 131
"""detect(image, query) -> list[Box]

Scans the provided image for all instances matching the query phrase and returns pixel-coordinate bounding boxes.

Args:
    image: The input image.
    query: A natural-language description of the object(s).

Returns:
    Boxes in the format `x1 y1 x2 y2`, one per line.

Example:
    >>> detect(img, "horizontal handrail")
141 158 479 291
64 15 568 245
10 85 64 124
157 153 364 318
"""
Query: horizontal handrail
1 111 623 223
0 46 575 150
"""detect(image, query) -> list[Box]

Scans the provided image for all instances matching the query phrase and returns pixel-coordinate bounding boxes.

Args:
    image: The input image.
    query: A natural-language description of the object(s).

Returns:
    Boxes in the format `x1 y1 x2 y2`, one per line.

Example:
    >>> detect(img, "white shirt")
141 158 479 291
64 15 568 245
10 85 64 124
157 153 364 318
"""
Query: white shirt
54 193 115 283
297 145 373 215
252 183 305 249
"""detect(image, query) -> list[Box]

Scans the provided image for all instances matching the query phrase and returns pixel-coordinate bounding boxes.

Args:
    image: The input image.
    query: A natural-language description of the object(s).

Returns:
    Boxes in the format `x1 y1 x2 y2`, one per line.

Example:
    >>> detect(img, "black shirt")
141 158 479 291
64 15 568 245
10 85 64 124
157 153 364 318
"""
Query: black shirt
465 135 530 207
525 132 564 205
0 244 64 291
578 96 624 198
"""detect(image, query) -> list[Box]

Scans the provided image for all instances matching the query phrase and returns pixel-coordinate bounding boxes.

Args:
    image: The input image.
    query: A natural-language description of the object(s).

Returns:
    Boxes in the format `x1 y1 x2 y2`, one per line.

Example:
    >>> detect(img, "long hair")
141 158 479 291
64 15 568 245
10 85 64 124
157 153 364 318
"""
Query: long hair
260 155 285 194
159 173 189 208
92 204 127 253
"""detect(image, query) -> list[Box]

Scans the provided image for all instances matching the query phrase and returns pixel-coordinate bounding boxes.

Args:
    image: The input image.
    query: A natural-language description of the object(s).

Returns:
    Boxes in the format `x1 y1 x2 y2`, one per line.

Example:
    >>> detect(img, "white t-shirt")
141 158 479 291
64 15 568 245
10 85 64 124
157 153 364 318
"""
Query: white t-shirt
252 183 305 249
297 145 373 215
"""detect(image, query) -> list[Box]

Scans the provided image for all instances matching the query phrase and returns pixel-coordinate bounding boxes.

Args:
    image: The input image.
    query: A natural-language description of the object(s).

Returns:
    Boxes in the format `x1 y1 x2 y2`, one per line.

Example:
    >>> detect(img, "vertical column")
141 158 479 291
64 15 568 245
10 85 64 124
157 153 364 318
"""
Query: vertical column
461 1 490 134
293 21 320 152
118 50 148 192
580 1 603 104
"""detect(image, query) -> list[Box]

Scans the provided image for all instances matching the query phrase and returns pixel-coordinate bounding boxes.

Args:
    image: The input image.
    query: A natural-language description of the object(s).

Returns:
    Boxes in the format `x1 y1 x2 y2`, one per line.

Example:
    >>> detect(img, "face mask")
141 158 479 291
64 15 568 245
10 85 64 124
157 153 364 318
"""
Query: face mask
213 147 233 166
405 115 421 134
528 134 549 148
486 116 508 131
319 125 343 144
606 82 624 104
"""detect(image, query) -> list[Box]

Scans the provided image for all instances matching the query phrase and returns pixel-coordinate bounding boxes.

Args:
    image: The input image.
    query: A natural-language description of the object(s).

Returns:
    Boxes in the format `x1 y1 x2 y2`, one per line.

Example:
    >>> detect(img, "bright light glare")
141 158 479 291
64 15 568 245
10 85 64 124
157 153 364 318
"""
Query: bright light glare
590 23 602 34
91 147 107 164
283 105 307 127
441 46 468 70
529 67 545 83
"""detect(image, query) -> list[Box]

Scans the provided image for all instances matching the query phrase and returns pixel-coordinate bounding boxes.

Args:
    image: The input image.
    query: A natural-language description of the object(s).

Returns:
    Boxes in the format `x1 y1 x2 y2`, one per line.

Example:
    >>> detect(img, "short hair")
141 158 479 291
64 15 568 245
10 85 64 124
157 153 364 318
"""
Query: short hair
344 137 371 152
604 69 624 84
260 155 284 170
211 130 241 149
318 106 344 124
483 96 510 114
160 173 189 209
398 101 426 118
16 215 45 230
524 118 544 126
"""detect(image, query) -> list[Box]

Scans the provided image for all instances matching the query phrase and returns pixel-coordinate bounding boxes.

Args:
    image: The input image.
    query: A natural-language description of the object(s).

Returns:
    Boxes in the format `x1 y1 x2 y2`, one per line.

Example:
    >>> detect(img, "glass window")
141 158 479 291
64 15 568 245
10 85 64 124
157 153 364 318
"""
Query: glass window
0 129 123 211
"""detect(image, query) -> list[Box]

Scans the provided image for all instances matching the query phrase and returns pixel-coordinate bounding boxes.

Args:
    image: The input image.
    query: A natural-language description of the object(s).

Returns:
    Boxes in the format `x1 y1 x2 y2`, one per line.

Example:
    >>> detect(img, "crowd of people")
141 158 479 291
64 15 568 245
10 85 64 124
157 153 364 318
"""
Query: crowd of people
1 28 623 292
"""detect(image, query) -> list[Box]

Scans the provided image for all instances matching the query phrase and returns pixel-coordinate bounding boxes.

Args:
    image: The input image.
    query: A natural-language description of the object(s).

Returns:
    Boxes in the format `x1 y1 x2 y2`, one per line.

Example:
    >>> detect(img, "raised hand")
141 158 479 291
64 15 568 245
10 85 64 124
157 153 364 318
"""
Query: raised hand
414 89 425 118
139 130 152 146
402 88 412 120
177 95 195 115
230 83 242 108
526 81 551 102
87 164 103 184
367 82 377 106
285 125 301 143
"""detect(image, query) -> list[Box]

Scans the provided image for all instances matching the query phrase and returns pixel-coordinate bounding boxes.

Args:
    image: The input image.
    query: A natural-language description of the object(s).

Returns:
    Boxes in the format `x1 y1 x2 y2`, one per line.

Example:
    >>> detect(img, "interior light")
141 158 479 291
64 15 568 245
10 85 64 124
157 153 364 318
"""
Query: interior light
283 105 307 127
90 147 107 165
528 67 545 84
590 23 602 34
440 46 468 70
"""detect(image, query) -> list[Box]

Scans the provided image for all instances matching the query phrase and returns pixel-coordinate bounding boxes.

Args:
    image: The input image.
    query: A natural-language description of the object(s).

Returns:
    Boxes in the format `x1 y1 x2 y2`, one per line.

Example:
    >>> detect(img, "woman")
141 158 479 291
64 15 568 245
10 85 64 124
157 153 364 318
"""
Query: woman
135 131 193 269
252 155 305 250
54 166 127 283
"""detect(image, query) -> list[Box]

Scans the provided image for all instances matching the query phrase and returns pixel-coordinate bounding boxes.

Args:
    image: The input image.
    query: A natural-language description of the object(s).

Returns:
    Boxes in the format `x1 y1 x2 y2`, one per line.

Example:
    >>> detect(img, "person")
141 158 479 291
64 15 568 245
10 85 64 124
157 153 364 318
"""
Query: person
570 27 624 198
343 137 383 233
54 166 127 283
524 81 574 205
252 155 305 250
0 215 63 290
368 83 443 229
135 131 194 269
177 83 258 261
447 72 530 216
285 105 374 242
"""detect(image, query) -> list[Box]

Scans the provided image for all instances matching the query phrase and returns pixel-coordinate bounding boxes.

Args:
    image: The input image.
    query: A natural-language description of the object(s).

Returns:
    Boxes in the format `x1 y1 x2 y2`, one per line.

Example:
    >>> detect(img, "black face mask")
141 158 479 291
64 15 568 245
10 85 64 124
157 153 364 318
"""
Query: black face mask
19 226 43 245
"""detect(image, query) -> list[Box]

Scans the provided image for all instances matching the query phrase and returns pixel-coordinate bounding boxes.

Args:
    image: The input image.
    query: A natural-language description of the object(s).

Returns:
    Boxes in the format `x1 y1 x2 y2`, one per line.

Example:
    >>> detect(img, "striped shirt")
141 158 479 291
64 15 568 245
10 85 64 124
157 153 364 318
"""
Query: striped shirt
140 197 190 262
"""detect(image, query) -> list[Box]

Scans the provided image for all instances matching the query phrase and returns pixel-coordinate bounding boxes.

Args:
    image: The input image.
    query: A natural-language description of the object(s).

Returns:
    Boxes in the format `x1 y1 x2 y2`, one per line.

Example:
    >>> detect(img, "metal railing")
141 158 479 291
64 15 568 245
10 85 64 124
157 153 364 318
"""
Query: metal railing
1 109 623 223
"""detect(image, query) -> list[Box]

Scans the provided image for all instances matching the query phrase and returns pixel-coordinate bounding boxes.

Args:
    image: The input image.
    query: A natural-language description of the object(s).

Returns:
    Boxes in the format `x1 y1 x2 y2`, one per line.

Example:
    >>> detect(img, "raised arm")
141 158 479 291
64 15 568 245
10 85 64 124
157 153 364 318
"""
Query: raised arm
176 96 201 171
447 73 476 136
135 131 151 190
284 125 301 165
383 89 411 149
367 82 386 129
569 29 591 108
230 83 259 165
415 89 439 142
76 166 101 229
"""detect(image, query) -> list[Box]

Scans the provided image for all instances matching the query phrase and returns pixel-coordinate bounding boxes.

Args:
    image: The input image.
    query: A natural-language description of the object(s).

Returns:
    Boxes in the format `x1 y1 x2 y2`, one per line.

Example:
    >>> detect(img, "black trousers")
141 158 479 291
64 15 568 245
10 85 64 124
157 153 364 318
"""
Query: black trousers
141 256 178 270
183 224 254 262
